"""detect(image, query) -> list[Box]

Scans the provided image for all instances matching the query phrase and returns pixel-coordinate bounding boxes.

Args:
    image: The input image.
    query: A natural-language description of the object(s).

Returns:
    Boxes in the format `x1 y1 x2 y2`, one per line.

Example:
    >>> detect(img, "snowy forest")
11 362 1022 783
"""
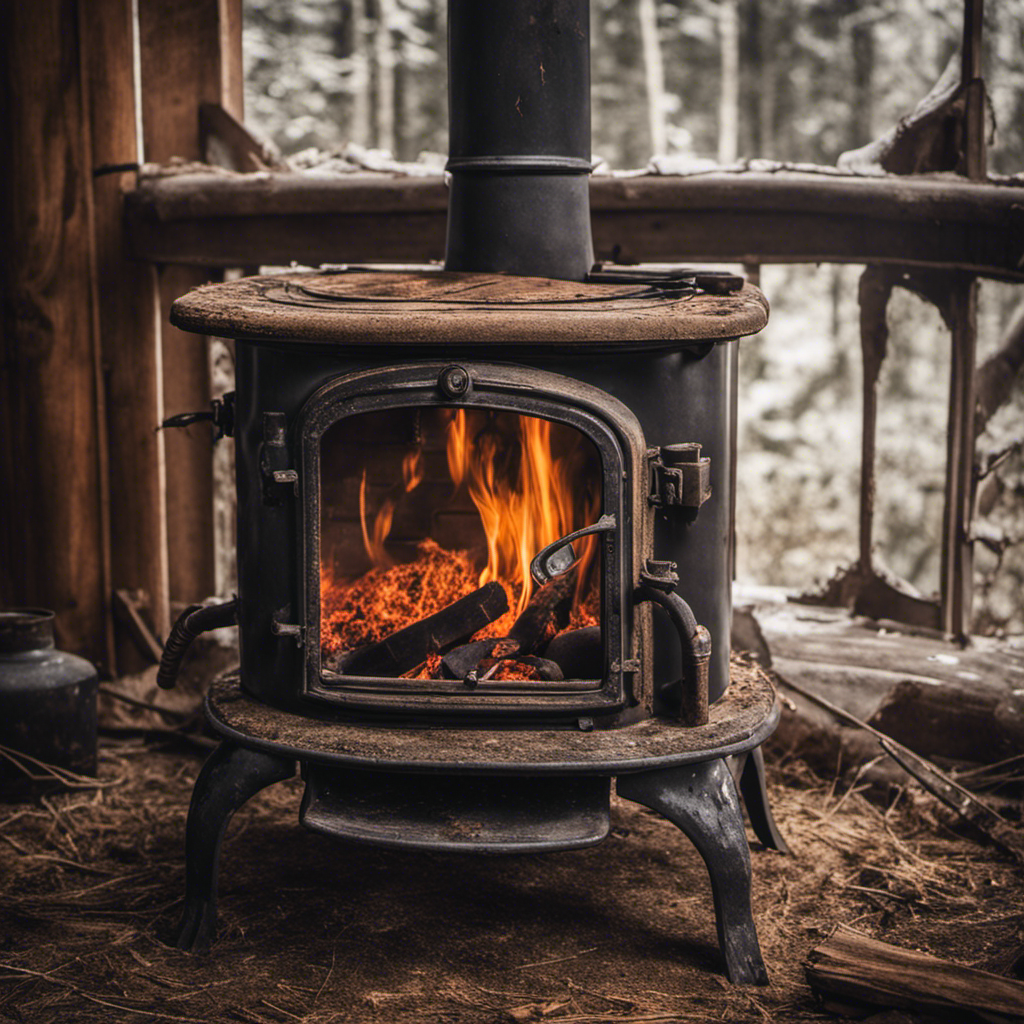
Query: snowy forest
241 0 1024 634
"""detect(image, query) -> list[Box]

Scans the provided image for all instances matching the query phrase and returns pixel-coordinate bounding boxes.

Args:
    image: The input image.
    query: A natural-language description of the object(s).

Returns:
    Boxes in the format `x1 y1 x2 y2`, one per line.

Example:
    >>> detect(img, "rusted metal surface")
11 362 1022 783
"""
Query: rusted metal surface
169 270 769 349
204 662 777 774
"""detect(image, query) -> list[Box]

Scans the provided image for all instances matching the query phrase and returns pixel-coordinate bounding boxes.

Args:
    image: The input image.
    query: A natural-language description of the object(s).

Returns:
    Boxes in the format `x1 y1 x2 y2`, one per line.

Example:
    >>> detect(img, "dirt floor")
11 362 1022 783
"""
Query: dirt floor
0 679 1021 1023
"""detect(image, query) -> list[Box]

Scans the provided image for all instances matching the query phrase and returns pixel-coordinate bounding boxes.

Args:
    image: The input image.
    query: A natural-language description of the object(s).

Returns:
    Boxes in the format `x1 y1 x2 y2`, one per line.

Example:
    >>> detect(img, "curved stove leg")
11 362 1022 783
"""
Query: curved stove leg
617 759 769 985
738 746 789 853
175 741 295 952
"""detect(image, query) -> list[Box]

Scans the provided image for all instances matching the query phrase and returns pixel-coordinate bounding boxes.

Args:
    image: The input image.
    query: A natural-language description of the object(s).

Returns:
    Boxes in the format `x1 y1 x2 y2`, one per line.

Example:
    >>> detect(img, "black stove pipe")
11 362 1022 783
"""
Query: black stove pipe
444 0 595 281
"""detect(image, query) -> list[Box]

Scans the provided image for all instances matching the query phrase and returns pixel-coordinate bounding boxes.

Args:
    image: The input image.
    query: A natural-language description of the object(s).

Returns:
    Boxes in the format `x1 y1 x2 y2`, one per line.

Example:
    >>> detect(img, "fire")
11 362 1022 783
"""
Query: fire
445 410 599 617
359 449 423 568
321 409 600 677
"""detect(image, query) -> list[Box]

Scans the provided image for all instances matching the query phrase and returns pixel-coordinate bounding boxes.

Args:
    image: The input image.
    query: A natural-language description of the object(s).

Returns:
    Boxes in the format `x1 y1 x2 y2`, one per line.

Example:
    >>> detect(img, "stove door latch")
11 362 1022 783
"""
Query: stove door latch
260 412 298 505
648 444 711 514
271 611 304 647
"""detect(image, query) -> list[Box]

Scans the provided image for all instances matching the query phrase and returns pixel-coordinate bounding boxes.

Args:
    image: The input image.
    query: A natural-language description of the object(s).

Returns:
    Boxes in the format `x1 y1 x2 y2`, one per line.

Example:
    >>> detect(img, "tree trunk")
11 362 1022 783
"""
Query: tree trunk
637 0 666 157
718 0 740 164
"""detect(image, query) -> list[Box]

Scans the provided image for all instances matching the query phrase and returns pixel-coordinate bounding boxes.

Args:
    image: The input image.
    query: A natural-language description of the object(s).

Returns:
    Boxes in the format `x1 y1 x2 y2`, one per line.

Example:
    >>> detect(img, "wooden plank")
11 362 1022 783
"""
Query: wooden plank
805 925 1024 1022
123 172 1024 280
0 0 110 666
81 0 171 672
157 269 216 605
138 0 244 606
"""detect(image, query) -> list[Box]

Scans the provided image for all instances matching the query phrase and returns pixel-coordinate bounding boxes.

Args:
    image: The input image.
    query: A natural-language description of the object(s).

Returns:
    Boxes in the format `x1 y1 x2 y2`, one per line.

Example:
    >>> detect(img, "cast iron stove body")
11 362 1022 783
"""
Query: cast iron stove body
160 0 785 986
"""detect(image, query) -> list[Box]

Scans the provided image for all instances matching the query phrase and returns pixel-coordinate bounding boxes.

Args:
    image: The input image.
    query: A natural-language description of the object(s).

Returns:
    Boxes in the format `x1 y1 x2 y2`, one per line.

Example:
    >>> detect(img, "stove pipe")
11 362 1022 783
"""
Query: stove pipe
443 0 595 281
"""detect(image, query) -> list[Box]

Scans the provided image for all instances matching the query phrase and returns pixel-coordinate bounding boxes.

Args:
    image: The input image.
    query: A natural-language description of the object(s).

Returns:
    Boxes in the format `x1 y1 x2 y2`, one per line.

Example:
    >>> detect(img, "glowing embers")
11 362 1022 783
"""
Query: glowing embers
319 408 602 682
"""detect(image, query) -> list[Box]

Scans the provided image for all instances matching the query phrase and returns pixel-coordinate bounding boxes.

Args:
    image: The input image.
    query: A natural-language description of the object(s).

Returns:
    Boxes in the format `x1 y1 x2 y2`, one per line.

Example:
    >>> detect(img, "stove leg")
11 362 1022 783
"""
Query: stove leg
174 741 295 952
617 759 769 985
737 746 789 853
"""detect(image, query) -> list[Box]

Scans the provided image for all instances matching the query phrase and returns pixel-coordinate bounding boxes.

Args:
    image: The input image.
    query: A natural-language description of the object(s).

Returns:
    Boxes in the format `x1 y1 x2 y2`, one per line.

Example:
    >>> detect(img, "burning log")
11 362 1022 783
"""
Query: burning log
330 581 508 677
543 626 603 679
440 572 575 681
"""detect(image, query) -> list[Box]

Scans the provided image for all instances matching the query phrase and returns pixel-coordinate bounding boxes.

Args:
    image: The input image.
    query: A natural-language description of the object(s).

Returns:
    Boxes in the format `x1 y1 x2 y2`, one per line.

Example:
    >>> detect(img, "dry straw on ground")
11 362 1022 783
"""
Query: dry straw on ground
0 673 1020 1023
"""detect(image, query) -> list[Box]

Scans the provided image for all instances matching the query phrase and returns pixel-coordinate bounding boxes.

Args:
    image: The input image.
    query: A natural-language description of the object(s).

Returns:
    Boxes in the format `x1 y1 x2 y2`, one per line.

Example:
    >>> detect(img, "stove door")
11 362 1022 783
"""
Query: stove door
296 362 653 725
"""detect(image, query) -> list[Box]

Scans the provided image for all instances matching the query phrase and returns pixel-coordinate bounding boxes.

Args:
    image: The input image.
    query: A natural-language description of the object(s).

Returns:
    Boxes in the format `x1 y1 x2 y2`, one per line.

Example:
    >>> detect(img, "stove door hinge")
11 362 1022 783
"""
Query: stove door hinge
648 444 711 514
260 412 298 505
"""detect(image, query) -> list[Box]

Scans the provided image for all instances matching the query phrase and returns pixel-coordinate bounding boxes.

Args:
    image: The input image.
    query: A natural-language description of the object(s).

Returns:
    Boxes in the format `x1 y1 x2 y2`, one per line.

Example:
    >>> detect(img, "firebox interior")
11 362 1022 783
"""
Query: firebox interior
295 361 649 721
318 406 604 686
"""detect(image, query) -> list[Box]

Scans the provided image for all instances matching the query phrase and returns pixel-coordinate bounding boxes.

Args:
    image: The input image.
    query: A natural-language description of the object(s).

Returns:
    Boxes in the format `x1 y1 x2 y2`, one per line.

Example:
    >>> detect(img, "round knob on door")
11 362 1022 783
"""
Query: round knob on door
438 364 471 398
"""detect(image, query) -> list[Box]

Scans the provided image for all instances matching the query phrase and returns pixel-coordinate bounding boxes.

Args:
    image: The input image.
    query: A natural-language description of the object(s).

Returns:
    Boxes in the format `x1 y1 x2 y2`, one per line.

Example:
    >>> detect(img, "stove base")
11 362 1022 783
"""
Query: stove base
301 767 611 853
204 668 778 774
173 672 782 983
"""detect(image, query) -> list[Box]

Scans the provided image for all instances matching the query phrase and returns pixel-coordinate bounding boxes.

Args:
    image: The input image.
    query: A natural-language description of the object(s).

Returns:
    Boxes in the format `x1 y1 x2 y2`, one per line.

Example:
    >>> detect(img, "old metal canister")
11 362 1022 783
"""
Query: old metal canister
0 609 98 799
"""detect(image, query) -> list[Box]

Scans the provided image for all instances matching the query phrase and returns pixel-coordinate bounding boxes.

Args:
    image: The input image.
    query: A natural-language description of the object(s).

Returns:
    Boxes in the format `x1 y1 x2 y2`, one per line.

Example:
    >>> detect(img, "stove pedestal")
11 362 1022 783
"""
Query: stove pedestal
617 760 768 985
175 741 295 953
173 671 780 984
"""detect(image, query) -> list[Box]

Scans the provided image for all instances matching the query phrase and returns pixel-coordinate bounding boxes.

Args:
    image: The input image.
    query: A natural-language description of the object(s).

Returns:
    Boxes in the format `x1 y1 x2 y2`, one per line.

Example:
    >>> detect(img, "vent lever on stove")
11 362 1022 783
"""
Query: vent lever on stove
633 561 710 727
160 392 235 440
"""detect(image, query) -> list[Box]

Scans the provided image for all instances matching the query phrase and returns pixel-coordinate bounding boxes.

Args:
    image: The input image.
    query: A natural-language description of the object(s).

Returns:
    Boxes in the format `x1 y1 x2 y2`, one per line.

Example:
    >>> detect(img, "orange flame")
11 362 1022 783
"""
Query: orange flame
359 448 423 568
446 410 599 617
322 410 600 677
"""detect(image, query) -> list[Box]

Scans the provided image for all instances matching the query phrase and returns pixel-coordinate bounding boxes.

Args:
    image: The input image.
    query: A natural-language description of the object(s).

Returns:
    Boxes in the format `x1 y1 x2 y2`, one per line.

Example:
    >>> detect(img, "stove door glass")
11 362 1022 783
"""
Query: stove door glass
318 406 604 686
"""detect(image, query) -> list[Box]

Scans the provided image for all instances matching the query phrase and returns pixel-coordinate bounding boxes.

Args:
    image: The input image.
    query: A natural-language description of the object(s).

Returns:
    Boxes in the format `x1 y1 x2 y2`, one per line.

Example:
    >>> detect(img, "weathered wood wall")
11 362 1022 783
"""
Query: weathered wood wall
0 0 242 670
0 1 112 665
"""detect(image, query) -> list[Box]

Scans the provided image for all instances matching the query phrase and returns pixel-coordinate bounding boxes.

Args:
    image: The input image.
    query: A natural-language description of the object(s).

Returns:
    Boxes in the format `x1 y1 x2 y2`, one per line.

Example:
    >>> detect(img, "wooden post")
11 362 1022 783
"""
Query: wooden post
0 0 112 666
941 278 978 637
940 0 986 637
857 267 892 576
137 0 244 608
81 0 171 671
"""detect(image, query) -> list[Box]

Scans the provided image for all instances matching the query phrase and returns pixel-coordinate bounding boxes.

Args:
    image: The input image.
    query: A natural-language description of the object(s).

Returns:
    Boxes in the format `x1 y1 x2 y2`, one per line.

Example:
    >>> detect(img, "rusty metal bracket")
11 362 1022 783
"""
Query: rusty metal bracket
648 444 711 512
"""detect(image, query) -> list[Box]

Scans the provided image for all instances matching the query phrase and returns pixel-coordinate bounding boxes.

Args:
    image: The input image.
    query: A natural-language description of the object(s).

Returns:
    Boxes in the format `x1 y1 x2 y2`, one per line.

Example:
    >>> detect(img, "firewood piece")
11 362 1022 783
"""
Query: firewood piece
805 925 1024 1024
440 638 501 680
332 581 507 677
508 572 576 652
440 573 576 681
543 626 603 679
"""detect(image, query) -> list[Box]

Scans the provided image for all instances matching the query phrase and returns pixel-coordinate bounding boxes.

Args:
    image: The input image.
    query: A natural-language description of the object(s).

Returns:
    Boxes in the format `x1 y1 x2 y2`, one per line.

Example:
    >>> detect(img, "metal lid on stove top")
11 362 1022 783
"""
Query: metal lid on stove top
169 269 768 350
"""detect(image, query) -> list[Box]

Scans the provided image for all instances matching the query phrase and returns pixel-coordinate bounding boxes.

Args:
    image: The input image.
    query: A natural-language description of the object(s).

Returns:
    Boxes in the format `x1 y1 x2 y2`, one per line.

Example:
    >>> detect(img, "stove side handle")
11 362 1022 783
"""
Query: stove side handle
633 563 710 726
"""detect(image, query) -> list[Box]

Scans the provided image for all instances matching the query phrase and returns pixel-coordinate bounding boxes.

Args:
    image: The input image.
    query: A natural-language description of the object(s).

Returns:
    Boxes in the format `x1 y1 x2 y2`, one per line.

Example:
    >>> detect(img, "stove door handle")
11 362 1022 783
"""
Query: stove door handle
157 599 239 690
633 581 710 727
529 514 617 586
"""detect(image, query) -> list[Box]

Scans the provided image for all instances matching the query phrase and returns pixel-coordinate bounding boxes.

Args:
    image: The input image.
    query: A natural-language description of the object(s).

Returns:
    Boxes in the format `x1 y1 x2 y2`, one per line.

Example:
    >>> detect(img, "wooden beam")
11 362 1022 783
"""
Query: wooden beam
0 0 111 666
123 171 1024 280
81 0 171 672
137 0 244 607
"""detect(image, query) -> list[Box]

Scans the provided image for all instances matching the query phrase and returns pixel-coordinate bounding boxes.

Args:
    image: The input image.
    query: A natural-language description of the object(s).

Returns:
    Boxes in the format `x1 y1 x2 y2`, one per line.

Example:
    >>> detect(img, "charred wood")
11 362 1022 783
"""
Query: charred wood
441 573 576 681
332 581 507 677
543 626 603 679
508 573 576 652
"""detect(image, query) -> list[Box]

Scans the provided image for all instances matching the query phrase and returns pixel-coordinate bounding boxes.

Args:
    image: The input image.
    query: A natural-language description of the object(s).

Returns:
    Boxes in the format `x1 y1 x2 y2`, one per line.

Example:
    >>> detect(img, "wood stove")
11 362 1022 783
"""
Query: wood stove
158 0 784 986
